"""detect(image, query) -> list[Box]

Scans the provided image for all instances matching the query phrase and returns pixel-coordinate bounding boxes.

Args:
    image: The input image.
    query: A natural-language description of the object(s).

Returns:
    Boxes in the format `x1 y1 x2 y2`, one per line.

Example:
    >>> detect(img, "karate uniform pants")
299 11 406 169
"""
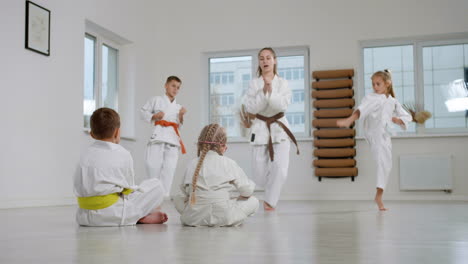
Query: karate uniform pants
369 134 392 190
145 142 179 196
76 178 165 226
173 195 259 227
251 140 290 208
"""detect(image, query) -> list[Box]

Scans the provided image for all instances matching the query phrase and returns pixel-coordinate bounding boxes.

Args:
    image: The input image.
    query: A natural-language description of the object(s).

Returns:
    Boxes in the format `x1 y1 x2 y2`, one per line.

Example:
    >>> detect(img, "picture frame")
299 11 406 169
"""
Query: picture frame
25 1 51 56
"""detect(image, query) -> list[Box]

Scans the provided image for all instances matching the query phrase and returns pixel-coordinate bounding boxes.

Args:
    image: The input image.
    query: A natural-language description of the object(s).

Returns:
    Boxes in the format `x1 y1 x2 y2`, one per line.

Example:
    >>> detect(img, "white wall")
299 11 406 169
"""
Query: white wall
0 0 158 208
1 0 467 208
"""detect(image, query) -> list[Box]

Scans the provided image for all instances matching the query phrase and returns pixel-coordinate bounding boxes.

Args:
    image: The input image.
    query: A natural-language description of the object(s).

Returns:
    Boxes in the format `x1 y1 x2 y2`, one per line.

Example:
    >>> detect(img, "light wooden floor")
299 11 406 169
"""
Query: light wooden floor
1 200 468 264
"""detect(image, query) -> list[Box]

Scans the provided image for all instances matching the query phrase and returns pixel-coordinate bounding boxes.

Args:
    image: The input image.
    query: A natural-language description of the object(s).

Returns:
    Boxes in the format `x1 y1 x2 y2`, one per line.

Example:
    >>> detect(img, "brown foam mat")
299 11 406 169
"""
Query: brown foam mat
315 167 358 177
313 129 355 138
312 119 340 128
312 89 353 99
313 159 356 168
312 79 353 89
313 98 355 108
314 109 354 118
314 138 355 148
312 69 354 80
314 148 356 158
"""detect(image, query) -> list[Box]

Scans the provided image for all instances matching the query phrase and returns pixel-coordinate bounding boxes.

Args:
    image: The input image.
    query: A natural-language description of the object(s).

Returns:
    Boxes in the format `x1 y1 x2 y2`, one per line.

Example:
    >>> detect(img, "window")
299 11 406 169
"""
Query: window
361 34 468 134
211 93 235 106
210 72 235 85
242 73 251 90
211 115 236 136
83 33 119 129
292 89 305 103
84 34 96 128
207 47 310 139
286 112 305 126
278 67 303 81
423 44 468 129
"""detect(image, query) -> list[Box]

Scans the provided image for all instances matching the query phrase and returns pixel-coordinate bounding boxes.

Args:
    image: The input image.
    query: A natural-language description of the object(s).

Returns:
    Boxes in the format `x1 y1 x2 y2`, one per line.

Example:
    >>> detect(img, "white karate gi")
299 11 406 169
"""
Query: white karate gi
243 75 292 207
357 93 412 189
74 140 165 226
140 95 183 195
173 151 259 227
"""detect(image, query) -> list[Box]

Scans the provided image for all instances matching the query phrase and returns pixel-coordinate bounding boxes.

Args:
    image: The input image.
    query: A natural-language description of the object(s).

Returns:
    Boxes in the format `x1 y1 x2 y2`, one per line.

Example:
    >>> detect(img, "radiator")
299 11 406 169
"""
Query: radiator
399 154 453 191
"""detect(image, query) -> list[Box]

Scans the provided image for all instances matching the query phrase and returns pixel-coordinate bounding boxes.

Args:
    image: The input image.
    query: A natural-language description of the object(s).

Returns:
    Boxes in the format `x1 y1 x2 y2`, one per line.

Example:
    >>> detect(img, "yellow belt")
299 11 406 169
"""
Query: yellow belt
77 188 133 210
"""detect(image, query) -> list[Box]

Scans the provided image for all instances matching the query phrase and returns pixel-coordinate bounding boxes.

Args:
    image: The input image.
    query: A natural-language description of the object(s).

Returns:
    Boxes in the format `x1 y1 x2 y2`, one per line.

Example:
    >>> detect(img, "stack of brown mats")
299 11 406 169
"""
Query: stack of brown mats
312 69 358 181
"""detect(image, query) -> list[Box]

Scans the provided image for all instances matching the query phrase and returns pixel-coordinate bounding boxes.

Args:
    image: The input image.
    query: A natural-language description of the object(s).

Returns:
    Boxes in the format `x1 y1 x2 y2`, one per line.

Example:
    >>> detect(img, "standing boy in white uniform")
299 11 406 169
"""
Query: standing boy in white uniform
74 108 168 226
242 47 299 211
337 70 412 211
140 76 187 196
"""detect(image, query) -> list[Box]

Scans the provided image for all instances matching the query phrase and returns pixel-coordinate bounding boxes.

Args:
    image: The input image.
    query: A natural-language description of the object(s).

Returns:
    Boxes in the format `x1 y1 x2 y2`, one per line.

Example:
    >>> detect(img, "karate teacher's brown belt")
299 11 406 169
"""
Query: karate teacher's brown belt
255 112 300 161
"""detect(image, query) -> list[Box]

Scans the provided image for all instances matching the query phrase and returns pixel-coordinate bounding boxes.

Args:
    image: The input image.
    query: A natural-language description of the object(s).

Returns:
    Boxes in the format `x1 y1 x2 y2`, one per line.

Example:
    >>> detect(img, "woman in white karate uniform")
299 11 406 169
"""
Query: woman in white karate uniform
173 123 259 227
337 70 412 211
242 47 299 211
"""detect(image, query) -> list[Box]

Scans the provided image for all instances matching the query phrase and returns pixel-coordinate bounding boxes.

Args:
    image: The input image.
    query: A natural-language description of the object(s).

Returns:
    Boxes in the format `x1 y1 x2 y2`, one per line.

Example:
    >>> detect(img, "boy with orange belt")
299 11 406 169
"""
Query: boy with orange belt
140 76 187 196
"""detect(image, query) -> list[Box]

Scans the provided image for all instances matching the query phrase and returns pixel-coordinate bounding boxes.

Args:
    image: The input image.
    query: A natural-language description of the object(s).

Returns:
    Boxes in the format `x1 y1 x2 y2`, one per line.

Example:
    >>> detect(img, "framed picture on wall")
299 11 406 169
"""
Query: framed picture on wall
25 1 50 56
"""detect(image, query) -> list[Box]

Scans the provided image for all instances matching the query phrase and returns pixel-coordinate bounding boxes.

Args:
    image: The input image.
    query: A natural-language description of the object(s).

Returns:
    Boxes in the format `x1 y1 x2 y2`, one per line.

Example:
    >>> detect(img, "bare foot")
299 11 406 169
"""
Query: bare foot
374 197 388 211
138 211 168 224
263 201 275 211
374 188 387 211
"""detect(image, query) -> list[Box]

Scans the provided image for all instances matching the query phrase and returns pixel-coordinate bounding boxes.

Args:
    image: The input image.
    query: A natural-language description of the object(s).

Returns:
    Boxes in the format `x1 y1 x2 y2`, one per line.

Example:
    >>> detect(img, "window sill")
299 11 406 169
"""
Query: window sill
355 133 468 140
228 133 468 143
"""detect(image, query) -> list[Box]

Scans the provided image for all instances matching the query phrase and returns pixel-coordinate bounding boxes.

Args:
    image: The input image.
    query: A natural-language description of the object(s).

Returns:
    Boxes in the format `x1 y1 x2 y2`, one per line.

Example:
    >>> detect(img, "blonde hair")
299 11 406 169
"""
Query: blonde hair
190 123 227 205
372 69 395 98
256 47 278 77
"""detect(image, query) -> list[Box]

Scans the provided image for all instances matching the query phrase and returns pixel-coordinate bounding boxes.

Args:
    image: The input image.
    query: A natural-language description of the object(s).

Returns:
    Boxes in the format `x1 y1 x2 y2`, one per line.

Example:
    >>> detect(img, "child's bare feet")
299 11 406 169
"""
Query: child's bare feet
375 197 388 211
375 188 387 211
138 211 168 224
263 201 275 211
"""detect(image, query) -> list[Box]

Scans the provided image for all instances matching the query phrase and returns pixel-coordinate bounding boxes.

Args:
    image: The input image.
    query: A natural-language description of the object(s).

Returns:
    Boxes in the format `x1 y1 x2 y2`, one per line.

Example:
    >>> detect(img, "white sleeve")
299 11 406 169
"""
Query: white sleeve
229 161 255 197
139 97 161 123
268 79 291 112
357 94 379 120
393 100 412 130
176 103 184 127
243 79 268 114
176 161 194 198
128 154 136 186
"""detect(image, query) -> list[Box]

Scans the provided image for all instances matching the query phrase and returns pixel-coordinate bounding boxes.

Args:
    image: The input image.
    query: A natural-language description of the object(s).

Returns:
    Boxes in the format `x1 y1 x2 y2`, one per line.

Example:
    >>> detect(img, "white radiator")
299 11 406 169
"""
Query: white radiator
399 154 453 191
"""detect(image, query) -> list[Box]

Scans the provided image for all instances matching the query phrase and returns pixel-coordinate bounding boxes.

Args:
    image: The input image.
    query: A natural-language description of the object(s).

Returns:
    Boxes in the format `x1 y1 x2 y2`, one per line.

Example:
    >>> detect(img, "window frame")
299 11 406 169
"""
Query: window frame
416 38 468 134
83 30 121 130
204 46 310 141
359 33 468 136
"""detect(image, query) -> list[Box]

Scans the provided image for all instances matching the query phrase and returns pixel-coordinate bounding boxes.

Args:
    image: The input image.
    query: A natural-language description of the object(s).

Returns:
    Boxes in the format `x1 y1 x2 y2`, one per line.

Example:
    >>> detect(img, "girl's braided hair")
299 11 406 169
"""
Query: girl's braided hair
190 123 227 205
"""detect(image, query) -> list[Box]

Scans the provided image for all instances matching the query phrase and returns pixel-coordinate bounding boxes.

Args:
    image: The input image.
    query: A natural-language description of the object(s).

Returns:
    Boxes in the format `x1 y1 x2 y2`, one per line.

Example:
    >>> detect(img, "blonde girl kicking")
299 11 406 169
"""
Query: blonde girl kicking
337 70 411 211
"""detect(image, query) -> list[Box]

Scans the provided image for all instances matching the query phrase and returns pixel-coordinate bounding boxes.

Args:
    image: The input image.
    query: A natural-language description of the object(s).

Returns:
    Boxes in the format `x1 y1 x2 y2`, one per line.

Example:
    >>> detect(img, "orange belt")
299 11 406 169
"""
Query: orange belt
154 120 187 154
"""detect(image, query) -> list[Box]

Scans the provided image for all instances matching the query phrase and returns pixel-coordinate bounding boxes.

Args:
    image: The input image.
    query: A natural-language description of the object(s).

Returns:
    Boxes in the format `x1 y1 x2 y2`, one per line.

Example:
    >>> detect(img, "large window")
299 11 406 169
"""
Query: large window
423 43 468 130
207 47 310 139
83 33 119 129
361 34 468 135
